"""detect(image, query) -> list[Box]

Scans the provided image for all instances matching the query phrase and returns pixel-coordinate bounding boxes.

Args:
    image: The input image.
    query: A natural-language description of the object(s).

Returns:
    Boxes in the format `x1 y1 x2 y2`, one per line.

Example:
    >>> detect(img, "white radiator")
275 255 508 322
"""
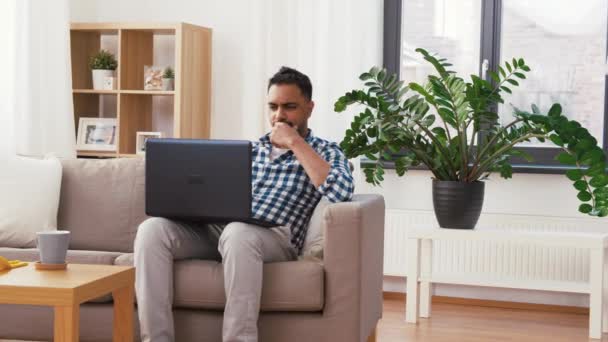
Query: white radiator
384 209 608 284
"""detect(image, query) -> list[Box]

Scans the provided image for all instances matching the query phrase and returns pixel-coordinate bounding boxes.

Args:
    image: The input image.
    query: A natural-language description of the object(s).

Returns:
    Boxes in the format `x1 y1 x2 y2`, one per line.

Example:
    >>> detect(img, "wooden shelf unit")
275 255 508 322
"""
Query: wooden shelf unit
70 22 212 157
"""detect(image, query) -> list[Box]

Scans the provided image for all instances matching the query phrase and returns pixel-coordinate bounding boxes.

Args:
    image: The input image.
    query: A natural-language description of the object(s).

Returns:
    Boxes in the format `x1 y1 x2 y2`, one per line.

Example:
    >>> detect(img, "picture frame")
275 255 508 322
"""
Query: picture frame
76 117 117 151
143 65 163 90
136 131 163 155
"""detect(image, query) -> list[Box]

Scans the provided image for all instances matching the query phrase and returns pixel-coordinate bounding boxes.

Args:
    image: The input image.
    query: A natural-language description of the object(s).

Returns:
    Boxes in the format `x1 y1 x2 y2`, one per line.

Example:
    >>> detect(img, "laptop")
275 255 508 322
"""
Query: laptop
145 138 274 227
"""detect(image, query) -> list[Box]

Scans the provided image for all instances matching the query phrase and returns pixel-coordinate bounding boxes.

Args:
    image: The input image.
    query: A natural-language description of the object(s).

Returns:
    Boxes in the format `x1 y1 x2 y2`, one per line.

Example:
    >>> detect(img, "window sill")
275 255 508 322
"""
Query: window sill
360 158 607 175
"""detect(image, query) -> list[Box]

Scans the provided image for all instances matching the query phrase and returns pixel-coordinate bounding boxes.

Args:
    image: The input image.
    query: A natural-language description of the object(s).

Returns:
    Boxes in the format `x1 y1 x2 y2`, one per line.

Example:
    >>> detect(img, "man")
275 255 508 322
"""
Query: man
134 66 355 342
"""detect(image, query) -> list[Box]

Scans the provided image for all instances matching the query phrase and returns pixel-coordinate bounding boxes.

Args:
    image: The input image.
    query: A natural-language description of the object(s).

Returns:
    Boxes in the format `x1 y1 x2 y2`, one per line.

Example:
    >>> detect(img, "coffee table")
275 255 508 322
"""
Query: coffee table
0 263 135 342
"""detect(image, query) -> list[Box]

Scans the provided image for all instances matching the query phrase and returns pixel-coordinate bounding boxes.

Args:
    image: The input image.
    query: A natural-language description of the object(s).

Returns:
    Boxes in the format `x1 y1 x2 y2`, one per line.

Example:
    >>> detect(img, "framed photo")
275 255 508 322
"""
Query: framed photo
136 131 162 155
76 117 117 151
143 65 163 90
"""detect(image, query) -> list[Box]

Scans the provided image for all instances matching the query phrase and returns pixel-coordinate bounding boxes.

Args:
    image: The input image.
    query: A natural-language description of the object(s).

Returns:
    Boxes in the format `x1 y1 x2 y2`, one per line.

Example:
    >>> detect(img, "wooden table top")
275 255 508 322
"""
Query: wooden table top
0 263 134 306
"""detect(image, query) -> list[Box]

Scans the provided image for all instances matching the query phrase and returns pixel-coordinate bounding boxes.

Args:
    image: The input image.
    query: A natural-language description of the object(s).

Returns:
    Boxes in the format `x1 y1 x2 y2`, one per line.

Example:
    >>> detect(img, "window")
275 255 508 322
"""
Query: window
383 0 608 173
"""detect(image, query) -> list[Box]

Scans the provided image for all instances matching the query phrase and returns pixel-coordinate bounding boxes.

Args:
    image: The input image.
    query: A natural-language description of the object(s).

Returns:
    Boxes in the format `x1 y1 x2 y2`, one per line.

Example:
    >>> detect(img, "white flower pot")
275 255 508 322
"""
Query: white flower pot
162 78 174 91
92 69 114 90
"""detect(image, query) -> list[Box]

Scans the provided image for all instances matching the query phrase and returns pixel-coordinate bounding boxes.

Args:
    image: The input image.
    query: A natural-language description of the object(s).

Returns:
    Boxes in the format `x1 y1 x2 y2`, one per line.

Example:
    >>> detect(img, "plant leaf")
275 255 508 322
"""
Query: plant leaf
578 191 592 202
359 72 373 81
566 169 584 181
589 175 608 188
498 66 506 78
573 180 588 191
548 103 562 117
549 134 564 146
556 152 577 165
500 86 512 94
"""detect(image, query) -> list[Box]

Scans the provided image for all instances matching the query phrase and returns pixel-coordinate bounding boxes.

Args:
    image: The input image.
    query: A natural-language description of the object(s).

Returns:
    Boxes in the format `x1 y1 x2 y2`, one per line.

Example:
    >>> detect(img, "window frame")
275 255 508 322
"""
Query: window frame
378 0 608 174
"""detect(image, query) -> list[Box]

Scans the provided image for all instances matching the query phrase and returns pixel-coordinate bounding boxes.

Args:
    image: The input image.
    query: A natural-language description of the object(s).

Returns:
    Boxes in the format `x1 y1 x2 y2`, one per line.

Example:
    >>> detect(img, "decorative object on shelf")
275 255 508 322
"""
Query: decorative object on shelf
89 49 117 90
144 65 163 90
136 131 162 155
77 117 117 151
102 76 117 90
335 48 608 227
162 66 175 91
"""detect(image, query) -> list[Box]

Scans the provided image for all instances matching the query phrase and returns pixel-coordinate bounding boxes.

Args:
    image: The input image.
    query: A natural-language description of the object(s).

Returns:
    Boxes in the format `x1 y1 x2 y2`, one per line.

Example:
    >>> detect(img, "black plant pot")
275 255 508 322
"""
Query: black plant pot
432 179 485 229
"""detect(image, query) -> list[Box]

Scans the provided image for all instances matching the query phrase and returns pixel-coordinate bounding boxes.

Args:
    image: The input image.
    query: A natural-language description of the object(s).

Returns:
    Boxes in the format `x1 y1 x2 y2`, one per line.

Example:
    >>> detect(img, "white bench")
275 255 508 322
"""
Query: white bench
405 228 608 339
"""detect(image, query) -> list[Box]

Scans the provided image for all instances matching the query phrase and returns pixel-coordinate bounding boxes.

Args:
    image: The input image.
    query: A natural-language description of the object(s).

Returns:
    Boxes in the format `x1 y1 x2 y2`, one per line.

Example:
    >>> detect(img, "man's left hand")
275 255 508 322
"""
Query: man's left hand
270 122 301 149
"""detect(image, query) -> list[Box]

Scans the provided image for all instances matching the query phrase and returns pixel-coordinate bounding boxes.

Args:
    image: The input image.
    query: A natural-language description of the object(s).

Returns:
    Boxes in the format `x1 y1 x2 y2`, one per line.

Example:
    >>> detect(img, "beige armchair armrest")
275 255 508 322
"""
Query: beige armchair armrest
322 194 385 341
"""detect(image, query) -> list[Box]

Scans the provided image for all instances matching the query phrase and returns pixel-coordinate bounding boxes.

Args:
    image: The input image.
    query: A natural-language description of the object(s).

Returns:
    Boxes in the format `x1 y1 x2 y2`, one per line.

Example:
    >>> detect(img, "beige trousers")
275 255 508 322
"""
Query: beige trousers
134 217 297 342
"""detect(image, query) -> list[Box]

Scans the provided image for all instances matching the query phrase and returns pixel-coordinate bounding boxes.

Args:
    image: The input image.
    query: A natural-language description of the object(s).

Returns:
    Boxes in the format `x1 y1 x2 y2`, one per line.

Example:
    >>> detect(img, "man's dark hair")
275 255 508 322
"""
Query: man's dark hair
268 66 313 101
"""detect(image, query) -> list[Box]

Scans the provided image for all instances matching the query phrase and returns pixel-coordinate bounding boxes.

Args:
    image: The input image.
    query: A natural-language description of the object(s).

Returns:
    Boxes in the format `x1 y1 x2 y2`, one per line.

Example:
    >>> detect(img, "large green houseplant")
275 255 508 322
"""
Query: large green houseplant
335 48 608 228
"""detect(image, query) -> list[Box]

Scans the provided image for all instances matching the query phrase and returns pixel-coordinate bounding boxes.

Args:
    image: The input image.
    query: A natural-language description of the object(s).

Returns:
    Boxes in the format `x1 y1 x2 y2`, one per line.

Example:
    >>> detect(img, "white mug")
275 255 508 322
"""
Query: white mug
37 230 70 264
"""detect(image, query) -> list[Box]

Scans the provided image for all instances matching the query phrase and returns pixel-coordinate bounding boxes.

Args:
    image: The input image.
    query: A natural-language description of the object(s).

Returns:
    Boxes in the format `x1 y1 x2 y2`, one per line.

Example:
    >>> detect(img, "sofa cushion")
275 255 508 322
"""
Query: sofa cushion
0 155 62 248
115 254 324 312
58 158 148 253
176 260 324 312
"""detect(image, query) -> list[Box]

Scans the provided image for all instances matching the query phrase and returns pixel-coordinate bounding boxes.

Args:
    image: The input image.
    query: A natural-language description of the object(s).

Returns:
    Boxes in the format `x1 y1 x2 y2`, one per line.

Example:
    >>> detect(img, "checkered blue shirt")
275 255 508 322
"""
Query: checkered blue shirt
251 129 354 253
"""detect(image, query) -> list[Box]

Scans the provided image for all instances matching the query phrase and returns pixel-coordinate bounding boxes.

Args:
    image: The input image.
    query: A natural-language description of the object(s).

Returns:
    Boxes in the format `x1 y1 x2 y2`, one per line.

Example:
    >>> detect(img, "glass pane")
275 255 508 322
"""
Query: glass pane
400 0 482 141
401 0 482 83
499 0 607 147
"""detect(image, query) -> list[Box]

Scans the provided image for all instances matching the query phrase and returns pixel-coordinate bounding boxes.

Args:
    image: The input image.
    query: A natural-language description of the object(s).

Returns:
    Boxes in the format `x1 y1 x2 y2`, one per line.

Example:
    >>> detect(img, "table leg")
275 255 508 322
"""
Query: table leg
406 238 420 323
54 304 79 342
420 238 433 318
113 284 135 342
589 248 604 339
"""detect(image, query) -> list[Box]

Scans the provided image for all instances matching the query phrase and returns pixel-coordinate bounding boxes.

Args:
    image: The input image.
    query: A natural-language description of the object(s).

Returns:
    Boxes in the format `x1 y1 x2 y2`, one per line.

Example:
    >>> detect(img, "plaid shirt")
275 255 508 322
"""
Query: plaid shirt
251 129 354 253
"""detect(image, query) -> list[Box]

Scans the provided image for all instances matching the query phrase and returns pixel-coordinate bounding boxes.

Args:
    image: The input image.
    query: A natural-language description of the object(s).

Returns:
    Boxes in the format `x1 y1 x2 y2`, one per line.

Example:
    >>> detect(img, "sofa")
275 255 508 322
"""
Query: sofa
0 157 385 342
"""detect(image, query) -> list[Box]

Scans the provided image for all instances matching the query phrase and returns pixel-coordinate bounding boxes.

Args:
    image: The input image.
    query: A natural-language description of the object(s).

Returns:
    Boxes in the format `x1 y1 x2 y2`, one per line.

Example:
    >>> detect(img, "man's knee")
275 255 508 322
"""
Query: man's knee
134 217 173 251
218 222 263 257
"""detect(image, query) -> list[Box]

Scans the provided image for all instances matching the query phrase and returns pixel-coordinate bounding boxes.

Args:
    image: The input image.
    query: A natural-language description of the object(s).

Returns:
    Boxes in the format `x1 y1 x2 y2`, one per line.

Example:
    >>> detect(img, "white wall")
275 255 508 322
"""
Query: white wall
70 0 605 307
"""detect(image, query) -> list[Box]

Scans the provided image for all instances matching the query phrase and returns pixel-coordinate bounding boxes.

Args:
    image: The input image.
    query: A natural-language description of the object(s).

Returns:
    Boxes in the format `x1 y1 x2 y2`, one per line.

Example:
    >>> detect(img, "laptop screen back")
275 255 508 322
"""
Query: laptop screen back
145 138 252 222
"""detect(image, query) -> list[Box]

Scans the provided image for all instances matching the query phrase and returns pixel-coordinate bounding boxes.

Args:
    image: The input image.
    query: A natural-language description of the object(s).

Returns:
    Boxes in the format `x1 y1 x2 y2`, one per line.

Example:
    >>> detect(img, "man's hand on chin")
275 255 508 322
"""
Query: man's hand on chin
270 122 302 149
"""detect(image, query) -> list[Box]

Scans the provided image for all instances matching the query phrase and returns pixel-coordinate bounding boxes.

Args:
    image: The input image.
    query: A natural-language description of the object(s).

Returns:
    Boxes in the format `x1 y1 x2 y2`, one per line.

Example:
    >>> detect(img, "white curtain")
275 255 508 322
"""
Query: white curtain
240 0 384 142
0 1 16 156
0 0 76 158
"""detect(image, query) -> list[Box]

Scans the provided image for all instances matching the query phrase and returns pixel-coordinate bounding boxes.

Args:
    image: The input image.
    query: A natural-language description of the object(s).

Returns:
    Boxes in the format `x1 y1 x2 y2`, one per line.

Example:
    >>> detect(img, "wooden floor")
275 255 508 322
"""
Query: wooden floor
379 297 600 341
1 298 603 341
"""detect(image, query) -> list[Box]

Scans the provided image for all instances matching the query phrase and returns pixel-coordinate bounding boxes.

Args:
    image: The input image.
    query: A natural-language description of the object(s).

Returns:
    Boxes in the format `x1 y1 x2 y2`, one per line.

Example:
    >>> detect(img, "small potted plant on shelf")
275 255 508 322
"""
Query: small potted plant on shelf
89 50 118 90
335 48 608 229
162 66 175 91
